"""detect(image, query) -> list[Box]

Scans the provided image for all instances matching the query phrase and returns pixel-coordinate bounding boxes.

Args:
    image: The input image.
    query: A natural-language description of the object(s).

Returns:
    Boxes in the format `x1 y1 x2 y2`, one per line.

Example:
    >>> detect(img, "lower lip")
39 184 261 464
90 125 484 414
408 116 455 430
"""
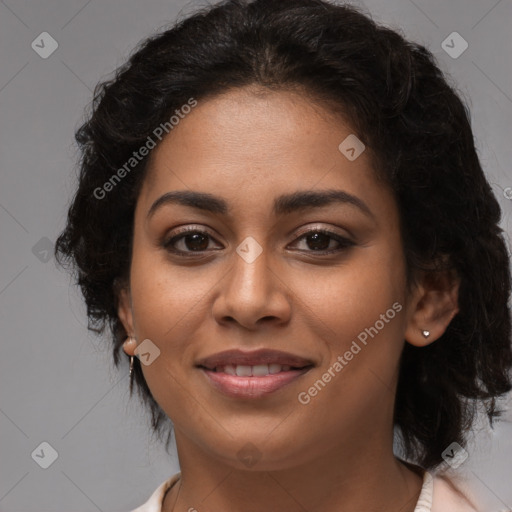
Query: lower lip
200 367 312 398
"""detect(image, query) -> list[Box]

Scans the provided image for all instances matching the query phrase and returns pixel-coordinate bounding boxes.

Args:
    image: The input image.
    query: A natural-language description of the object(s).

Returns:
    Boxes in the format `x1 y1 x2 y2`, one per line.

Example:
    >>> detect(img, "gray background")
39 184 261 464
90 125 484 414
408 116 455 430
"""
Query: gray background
1 0 511 510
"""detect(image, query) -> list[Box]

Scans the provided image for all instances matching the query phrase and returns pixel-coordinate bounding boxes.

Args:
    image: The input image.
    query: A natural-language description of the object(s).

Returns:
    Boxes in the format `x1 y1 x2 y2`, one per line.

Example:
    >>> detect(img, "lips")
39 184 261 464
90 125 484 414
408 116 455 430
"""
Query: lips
196 349 315 399
201 367 311 398
196 348 315 371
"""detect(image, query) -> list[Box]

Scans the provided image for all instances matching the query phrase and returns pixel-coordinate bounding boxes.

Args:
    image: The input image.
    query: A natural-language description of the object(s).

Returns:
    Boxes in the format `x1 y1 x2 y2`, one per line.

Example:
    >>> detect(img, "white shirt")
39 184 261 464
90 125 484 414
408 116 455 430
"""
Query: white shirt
130 470 484 511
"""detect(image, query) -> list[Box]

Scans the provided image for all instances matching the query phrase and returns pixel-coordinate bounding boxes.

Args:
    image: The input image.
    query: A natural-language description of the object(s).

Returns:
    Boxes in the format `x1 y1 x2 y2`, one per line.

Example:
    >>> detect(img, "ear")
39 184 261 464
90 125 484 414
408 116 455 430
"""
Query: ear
404 267 460 347
117 283 136 356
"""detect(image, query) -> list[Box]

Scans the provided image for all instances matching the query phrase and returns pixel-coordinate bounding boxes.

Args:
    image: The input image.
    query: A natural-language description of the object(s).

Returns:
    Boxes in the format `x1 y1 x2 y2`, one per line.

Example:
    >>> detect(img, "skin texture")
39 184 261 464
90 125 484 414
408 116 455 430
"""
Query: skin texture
118 86 459 512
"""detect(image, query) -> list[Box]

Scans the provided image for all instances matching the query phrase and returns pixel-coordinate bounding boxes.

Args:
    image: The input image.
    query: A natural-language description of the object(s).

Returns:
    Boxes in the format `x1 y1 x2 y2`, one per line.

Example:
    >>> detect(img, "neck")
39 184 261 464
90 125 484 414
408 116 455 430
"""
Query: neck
162 429 423 512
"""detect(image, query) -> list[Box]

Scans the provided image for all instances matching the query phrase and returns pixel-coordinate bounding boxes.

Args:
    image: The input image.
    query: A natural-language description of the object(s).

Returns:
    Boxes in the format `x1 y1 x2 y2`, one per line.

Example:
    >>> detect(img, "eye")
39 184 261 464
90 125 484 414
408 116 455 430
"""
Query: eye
162 226 355 257
162 227 221 256
289 229 355 254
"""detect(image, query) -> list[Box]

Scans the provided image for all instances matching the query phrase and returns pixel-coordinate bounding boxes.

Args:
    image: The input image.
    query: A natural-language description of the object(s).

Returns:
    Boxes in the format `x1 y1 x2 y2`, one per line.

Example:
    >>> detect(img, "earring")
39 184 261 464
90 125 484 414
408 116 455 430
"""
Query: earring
125 336 136 394
129 354 135 395
422 330 430 338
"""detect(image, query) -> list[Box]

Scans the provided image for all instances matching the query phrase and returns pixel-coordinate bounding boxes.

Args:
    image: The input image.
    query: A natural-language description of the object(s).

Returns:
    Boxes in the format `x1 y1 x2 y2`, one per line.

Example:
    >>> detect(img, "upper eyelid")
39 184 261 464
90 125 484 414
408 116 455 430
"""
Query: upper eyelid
167 224 348 239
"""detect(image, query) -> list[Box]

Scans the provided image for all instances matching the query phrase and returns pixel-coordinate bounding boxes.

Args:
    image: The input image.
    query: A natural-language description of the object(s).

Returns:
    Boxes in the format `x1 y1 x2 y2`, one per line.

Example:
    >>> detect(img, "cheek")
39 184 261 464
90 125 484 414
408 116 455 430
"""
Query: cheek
129 246 209 339
304 244 406 345
127 251 202 411
127 245 227 401
294 262 406 437
299 244 408 417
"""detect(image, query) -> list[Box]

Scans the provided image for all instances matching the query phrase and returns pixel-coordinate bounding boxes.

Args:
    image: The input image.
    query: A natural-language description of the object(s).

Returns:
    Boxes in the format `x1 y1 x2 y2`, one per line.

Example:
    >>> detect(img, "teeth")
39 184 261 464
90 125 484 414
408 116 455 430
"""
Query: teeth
224 365 236 376
215 364 295 376
252 364 269 376
235 365 252 377
269 363 282 374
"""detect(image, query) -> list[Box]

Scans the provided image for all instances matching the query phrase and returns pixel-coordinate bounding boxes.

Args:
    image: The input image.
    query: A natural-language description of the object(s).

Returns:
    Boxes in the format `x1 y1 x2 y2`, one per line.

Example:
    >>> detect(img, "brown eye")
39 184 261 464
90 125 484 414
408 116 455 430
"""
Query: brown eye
179 232 210 251
163 228 220 255
291 229 355 254
304 232 331 251
163 227 354 258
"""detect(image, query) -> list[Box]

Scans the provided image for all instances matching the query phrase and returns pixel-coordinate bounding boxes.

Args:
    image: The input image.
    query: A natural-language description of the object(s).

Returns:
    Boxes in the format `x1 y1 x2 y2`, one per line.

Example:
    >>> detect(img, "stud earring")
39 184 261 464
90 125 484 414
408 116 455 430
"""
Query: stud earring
422 330 430 338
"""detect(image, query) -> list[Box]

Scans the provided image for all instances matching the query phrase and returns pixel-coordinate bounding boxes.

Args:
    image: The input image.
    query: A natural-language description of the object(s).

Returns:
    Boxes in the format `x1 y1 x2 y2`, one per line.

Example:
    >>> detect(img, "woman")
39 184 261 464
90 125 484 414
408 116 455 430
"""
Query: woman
55 0 512 510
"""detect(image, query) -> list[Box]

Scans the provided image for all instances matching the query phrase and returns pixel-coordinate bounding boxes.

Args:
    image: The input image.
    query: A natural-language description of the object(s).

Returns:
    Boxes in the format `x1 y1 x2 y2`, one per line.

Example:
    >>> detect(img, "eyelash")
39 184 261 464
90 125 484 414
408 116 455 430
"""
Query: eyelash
162 226 355 257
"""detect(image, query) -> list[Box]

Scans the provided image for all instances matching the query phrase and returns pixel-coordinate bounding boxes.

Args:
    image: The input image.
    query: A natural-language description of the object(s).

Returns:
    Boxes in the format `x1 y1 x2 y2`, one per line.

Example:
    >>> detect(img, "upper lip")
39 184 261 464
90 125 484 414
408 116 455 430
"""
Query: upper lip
196 349 315 370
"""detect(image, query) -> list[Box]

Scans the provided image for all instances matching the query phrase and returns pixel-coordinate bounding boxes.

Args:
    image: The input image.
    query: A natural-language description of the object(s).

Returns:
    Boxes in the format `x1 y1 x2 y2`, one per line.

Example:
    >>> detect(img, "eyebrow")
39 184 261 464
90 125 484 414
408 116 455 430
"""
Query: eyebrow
146 189 374 220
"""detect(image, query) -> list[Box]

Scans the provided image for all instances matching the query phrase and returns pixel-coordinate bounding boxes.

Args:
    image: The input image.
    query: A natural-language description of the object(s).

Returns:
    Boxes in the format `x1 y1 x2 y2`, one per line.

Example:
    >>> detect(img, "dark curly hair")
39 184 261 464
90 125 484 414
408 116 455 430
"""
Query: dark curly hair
55 0 512 470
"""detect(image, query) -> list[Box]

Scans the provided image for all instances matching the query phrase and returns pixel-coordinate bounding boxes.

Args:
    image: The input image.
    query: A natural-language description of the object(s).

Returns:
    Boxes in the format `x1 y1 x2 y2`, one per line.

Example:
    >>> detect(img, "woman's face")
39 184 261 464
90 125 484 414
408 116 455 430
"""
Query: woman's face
119 86 417 470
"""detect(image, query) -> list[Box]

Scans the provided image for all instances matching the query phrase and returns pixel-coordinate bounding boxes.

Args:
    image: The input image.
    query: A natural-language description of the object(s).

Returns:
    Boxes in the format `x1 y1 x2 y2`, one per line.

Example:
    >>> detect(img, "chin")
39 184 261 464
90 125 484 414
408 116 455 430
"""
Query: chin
202 432 316 472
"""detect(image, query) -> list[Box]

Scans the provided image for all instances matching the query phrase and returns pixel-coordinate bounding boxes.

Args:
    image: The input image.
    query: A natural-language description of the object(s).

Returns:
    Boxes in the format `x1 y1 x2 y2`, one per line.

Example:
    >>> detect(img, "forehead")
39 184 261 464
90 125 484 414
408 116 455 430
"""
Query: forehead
138 86 393 219
145 87 342 172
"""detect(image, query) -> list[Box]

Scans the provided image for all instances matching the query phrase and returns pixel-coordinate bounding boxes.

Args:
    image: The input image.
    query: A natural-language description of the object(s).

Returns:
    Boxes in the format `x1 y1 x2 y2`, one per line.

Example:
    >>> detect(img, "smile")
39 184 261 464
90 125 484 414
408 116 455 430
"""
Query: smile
199 365 313 398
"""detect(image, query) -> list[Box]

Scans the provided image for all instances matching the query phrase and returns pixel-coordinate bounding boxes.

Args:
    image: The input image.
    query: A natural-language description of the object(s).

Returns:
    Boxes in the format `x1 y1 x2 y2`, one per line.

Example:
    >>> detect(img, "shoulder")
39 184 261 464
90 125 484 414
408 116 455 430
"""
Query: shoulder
130 472 181 512
430 473 486 512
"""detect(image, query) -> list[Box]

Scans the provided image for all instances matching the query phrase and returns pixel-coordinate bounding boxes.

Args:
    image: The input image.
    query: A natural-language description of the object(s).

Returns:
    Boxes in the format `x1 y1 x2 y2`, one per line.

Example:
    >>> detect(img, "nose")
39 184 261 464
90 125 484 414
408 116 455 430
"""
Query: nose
212 242 291 330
